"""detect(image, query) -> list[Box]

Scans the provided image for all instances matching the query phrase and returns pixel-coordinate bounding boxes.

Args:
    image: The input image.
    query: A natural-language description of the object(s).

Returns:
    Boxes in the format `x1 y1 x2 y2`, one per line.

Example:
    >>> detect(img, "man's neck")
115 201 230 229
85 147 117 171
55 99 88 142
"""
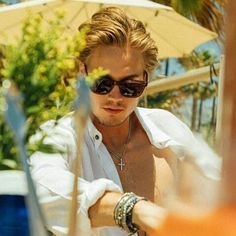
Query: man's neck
92 115 133 150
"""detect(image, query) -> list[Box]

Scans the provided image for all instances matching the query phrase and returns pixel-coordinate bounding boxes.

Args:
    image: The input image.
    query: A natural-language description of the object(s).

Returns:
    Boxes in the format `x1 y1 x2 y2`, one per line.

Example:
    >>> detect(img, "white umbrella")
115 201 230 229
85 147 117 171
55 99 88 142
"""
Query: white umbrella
0 0 217 59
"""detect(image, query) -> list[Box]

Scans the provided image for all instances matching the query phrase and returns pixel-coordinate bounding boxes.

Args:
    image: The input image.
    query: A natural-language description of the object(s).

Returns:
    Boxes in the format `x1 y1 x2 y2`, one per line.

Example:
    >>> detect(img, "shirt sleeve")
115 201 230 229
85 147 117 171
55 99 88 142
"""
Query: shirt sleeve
161 111 222 181
29 119 122 236
149 109 222 181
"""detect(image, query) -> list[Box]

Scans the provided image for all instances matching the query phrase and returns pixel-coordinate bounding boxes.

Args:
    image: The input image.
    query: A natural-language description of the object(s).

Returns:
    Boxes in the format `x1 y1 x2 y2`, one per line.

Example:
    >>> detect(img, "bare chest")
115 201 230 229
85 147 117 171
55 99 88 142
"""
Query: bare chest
111 133 174 204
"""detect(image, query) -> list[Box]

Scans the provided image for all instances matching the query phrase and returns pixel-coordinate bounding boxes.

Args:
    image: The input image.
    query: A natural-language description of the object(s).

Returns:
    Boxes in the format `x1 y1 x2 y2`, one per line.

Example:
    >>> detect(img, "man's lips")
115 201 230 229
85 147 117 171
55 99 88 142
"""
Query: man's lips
103 106 124 114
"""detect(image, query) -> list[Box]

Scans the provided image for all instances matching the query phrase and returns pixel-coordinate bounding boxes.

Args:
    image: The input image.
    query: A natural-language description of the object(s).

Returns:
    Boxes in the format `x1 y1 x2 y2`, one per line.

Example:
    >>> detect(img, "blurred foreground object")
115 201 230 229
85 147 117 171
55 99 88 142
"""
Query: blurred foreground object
149 206 236 236
68 77 91 236
3 82 48 236
150 0 236 235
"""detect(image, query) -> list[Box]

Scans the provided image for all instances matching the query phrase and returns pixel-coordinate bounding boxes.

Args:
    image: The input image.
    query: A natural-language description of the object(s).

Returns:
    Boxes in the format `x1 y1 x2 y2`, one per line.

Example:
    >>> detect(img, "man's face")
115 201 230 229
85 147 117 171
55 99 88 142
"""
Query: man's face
86 45 146 127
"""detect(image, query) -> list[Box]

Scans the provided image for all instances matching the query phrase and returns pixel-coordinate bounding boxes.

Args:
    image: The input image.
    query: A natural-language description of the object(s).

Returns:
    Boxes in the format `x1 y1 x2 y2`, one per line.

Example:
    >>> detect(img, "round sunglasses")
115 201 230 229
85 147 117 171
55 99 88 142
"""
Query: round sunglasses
89 71 148 98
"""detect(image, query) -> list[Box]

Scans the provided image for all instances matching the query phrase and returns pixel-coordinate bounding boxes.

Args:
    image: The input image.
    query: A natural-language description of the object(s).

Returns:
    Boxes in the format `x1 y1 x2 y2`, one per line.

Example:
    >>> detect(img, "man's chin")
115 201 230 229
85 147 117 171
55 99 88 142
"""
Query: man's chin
99 119 124 127
96 116 128 127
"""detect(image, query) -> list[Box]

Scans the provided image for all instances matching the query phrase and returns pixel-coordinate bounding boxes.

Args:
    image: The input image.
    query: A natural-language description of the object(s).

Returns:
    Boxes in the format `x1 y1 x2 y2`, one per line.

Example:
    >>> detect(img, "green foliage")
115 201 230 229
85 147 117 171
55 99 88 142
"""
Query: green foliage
171 0 202 17
178 50 216 69
146 49 218 116
86 67 109 86
145 90 183 111
178 50 218 100
0 12 87 169
0 0 6 5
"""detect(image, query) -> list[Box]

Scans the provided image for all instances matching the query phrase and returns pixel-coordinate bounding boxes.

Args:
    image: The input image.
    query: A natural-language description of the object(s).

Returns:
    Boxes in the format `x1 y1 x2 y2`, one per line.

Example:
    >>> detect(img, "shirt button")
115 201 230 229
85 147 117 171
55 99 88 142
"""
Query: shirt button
95 135 99 140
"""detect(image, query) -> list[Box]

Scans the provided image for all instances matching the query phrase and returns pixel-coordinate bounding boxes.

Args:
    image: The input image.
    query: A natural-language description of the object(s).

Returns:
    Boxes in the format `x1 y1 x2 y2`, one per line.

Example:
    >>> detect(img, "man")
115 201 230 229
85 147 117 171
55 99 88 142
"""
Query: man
30 7 219 236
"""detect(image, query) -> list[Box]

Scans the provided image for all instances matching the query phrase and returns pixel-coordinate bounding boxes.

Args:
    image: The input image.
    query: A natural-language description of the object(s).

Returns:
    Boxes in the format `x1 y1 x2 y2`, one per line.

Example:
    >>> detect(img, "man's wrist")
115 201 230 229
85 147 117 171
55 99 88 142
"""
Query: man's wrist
133 200 168 233
113 192 147 234
132 199 149 230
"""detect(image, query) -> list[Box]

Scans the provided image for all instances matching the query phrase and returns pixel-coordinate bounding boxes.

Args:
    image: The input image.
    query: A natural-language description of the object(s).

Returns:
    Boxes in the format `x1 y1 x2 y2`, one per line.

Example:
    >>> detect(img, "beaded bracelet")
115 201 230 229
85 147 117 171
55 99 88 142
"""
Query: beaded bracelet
114 193 131 229
113 192 147 235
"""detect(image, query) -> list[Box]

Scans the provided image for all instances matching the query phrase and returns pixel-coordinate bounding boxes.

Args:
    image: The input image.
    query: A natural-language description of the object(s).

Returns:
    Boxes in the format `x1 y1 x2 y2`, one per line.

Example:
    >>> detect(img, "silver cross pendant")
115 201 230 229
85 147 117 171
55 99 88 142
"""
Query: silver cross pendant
118 158 125 171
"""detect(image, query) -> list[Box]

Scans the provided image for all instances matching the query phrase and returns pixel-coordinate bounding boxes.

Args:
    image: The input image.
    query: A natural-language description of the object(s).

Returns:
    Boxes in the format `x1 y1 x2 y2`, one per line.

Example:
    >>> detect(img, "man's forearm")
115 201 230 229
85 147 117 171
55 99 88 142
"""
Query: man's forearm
88 191 167 233
88 191 122 227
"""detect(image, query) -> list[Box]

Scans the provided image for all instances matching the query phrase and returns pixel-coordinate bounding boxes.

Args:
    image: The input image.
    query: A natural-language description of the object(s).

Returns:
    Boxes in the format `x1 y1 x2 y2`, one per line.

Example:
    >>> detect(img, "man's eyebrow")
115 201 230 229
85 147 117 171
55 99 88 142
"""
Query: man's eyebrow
103 73 142 80
122 74 141 80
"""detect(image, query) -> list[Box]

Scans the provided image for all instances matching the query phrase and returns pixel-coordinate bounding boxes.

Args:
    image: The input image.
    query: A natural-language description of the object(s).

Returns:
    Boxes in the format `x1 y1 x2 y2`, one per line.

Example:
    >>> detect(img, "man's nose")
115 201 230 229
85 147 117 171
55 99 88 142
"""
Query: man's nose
108 85 123 100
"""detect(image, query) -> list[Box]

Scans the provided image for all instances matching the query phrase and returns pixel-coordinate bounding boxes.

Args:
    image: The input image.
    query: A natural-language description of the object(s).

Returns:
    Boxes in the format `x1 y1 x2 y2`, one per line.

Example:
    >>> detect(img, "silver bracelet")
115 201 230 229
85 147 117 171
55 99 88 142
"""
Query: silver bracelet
113 192 147 235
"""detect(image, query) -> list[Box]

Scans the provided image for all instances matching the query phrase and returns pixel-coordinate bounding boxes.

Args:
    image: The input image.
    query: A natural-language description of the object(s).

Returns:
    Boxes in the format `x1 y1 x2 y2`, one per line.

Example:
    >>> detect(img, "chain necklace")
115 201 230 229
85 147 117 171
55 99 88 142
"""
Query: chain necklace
107 118 132 171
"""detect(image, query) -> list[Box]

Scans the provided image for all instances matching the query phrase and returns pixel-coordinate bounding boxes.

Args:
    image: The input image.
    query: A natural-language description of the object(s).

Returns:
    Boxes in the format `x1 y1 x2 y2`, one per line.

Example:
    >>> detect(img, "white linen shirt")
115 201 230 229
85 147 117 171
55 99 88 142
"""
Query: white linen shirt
30 107 220 236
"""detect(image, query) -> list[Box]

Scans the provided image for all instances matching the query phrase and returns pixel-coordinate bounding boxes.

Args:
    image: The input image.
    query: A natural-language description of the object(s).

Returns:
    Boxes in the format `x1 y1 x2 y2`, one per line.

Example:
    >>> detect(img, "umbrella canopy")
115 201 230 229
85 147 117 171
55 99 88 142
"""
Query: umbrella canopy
0 0 217 59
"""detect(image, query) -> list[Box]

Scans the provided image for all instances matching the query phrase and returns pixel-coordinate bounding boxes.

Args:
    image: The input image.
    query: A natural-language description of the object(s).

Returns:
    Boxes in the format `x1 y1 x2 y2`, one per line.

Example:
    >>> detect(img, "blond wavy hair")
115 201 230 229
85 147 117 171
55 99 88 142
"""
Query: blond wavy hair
78 7 159 73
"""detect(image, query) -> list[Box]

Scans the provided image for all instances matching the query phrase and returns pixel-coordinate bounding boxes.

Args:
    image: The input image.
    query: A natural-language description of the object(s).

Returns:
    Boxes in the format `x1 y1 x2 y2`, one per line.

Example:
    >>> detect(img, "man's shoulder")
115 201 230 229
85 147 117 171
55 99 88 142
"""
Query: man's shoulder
136 107 177 120
136 107 193 144
30 112 76 147
33 112 76 143
40 112 74 131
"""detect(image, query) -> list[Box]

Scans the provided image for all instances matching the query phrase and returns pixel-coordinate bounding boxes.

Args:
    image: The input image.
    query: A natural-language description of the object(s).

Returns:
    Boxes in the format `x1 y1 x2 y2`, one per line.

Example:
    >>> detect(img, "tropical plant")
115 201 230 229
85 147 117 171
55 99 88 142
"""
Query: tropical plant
146 49 218 132
179 49 218 130
0 11 87 170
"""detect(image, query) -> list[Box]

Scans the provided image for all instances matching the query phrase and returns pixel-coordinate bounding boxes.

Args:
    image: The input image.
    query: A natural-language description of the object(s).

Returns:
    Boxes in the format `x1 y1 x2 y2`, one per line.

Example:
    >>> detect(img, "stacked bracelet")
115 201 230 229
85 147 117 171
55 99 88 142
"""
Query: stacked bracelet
113 192 147 235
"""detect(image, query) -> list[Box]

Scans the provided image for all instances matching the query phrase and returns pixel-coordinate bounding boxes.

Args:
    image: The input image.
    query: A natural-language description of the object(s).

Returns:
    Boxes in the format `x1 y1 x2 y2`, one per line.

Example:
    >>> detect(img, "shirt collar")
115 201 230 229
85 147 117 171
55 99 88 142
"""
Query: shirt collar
86 118 103 149
86 107 180 150
134 107 180 148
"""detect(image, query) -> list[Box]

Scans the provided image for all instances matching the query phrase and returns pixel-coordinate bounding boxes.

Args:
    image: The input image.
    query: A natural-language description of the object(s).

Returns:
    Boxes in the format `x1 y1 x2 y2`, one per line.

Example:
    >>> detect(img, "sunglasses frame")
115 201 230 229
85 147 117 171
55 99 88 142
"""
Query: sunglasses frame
85 64 148 98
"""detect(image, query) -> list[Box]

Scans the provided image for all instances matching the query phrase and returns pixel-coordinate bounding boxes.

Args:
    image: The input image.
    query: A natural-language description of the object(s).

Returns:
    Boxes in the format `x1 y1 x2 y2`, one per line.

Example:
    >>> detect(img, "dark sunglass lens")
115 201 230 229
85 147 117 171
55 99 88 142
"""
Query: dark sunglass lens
120 83 145 97
91 77 113 94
